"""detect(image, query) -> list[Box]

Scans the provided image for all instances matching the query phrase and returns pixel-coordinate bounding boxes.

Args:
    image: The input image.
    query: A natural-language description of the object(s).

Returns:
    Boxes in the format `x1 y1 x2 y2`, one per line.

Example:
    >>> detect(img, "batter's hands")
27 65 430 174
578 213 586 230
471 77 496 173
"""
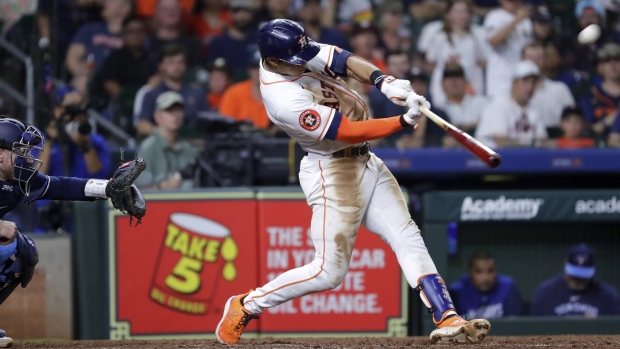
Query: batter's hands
380 76 413 106
0 220 17 245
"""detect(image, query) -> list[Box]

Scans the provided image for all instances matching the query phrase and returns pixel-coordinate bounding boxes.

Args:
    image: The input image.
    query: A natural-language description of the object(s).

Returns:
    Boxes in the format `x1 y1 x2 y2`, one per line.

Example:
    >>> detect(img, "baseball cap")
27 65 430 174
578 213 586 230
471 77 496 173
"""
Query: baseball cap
351 21 379 37
531 5 552 22
597 43 620 62
575 0 606 19
229 0 258 10
407 67 430 83
442 63 465 79
513 60 540 80
565 244 596 279
156 91 184 111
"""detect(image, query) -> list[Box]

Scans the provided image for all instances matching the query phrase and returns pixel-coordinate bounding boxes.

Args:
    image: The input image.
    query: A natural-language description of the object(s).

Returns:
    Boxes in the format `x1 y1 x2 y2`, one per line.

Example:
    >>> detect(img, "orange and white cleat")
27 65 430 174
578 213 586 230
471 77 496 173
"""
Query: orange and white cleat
215 291 259 345
429 315 491 344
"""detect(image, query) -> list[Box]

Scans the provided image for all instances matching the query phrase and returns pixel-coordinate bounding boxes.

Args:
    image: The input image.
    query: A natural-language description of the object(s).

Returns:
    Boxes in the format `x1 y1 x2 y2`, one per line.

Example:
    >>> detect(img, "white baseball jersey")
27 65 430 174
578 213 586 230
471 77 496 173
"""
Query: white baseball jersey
260 44 370 156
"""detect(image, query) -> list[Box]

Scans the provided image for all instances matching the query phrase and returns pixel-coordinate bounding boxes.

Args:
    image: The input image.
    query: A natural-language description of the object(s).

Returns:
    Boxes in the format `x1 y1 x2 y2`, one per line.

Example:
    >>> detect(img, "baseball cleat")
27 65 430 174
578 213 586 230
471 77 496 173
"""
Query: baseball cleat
0 329 12 348
429 315 491 344
215 291 259 345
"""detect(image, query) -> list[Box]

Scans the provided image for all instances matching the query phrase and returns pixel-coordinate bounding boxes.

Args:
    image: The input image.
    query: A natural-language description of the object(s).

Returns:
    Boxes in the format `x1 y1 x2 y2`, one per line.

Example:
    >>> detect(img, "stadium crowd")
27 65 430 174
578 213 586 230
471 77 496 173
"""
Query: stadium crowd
1 0 620 230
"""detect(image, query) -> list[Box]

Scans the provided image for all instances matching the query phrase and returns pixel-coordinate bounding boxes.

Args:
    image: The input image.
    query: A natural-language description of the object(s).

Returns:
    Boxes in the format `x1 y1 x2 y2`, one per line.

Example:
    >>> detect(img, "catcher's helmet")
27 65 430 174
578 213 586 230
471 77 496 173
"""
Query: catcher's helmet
258 19 320 65
0 117 44 195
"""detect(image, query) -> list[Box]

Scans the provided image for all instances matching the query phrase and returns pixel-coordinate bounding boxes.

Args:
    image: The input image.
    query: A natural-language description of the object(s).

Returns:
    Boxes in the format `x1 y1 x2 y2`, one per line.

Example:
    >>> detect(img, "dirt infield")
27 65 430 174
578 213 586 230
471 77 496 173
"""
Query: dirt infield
13 335 620 349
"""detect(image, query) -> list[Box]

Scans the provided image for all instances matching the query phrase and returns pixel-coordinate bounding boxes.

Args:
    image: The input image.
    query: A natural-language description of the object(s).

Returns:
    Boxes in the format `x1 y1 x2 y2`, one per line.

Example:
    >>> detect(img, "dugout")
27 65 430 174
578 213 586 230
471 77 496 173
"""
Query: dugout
418 190 620 336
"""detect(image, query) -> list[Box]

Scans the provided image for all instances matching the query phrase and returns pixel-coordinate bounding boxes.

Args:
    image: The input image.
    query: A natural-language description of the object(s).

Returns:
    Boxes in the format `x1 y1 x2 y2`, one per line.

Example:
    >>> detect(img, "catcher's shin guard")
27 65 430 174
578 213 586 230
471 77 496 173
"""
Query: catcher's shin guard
416 273 456 324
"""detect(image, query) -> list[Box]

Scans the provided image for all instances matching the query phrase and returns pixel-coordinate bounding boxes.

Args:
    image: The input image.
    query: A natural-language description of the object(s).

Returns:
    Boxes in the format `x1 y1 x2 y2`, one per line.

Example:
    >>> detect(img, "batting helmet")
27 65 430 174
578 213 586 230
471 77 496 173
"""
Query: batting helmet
0 117 44 195
258 19 320 65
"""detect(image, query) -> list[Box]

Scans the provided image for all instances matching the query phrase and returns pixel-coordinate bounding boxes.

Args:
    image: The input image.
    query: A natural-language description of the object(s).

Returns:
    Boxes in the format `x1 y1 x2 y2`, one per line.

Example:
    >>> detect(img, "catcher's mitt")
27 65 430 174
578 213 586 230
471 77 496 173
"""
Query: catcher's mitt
106 158 147 226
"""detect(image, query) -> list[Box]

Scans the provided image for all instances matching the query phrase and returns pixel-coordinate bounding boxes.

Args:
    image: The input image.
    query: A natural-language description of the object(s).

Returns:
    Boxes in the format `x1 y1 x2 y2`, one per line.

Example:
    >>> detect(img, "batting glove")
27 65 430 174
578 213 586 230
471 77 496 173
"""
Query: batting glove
380 76 413 106
400 94 430 128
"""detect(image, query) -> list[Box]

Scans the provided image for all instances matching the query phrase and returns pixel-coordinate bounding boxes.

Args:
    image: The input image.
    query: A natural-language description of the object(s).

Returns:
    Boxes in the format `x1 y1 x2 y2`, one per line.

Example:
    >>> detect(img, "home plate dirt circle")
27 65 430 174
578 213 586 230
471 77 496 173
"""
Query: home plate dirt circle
13 335 620 348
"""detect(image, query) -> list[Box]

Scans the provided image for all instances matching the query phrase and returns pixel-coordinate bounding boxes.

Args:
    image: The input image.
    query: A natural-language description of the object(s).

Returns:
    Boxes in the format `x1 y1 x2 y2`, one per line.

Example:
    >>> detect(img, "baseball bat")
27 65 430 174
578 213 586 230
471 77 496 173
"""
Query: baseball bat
419 105 502 169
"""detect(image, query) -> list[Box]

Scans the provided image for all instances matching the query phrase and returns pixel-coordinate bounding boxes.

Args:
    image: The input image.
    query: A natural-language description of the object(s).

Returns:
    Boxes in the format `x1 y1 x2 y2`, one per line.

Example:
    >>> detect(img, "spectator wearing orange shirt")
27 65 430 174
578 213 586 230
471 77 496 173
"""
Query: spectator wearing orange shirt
189 0 232 56
206 57 233 110
219 51 271 130
135 0 195 18
556 107 595 149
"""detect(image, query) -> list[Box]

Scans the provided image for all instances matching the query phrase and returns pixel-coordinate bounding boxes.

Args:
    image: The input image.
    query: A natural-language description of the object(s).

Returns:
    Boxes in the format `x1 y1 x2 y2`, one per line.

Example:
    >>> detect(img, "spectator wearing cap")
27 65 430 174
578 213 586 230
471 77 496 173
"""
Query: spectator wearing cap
449 251 524 319
137 43 209 139
135 91 199 190
483 0 534 97
206 0 260 82
349 22 387 73
531 5 557 46
556 107 595 149
394 68 453 148
188 0 233 57
476 60 548 148
376 1 411 54
523 42 575 128
578 43 620 138
219 51 272 130
65 0 132 94
530 244 620 317
440 63 489 134
426 0 488 107
206 58 233 110
145 0 202 70
296 0 349 51
561 0 618 74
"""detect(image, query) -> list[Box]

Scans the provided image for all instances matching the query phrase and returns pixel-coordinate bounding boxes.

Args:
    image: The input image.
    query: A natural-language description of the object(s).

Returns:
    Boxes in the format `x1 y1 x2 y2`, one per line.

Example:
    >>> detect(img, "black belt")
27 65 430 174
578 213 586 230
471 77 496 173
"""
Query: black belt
332 142 370 158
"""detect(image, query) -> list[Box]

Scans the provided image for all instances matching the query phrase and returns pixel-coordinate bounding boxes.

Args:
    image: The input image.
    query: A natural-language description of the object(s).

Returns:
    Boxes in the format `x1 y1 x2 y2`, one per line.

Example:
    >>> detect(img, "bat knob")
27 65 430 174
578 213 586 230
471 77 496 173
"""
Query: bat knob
489 153 502 169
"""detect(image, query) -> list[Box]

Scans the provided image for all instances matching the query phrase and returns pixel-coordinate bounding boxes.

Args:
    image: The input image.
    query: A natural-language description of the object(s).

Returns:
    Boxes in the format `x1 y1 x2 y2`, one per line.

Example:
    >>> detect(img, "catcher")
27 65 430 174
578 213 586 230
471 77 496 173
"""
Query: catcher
0 117 146 347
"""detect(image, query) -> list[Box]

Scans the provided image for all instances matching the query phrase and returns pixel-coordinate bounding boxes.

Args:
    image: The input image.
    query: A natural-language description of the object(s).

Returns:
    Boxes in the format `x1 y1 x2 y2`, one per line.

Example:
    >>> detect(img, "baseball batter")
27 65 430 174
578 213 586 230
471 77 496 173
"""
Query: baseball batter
216 19 490 345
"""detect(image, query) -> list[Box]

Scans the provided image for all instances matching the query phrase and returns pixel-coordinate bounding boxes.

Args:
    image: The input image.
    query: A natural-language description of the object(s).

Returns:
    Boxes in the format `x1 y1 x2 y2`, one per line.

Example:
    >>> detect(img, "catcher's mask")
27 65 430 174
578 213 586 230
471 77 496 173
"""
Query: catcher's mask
0 117 44 195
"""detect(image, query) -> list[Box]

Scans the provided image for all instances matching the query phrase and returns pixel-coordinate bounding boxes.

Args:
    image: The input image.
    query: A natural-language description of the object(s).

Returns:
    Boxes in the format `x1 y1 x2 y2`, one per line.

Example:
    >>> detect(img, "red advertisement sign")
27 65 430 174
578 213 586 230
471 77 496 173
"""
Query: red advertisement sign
109 193 259 339
256 199 407 335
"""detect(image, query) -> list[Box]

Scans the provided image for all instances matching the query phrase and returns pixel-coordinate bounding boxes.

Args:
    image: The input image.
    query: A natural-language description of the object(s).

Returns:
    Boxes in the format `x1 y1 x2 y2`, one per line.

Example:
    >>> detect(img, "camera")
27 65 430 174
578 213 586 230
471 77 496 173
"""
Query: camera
61 104 92 136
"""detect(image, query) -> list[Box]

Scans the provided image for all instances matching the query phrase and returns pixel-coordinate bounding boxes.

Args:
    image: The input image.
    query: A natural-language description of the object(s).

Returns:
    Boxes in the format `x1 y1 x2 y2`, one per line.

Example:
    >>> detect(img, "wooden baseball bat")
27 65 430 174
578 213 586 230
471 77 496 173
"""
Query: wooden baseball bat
419 105 502 169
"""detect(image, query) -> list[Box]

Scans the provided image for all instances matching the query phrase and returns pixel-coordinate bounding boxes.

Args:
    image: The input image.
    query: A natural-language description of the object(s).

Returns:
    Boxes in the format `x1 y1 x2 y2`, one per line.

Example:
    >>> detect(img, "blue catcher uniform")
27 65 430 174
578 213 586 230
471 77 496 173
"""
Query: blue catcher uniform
449 274 524 319
0 117 142 347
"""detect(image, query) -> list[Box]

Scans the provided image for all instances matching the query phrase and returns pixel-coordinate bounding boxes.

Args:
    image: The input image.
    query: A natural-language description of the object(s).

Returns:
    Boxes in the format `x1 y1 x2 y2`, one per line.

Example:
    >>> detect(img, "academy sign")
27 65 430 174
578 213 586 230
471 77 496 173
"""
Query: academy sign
460 196 544 221
575 196 620 214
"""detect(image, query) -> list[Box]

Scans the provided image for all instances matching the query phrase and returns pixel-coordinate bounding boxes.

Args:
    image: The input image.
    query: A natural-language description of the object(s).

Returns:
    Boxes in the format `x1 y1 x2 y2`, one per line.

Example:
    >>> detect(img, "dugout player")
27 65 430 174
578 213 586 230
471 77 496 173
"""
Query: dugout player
0 117 145 347
215 19 491 345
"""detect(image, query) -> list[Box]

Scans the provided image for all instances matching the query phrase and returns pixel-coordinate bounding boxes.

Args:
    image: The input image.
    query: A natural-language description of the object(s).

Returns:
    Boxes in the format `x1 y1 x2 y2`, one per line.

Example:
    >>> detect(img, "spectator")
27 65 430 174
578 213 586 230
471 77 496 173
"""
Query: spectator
427 0 488 107
543 44 589 100
530 244 620 317
101 17 150 101
440 63 488 133
476 60 548 148
297 0 349 50
562 0 615 75
531 5 556 46
134 92 200 190
417 19 443 59
37 0 102 78
258 0 295 24
556 107 595 148
189 0 232 57
523 43 575 128
65 0 132 93
35 88 111 232
205 58 233 110
484 0 533 97
369 51 411 131
395 68 452 148
578 43 620 139
349 21 386 73
321 0 373 31
134 0 194 18
206 0 260 81
219 51 272 130
406 0 449 24
145 0 202 70
607 111 620 147
376 1 411 54
449 252 523 319
472 0 500 20
137 43 209 138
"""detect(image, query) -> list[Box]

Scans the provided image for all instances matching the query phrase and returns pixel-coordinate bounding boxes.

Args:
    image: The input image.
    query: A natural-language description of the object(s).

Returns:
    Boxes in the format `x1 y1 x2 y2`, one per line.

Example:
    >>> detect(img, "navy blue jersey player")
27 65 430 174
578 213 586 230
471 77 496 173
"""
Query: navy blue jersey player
0 117 146 347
